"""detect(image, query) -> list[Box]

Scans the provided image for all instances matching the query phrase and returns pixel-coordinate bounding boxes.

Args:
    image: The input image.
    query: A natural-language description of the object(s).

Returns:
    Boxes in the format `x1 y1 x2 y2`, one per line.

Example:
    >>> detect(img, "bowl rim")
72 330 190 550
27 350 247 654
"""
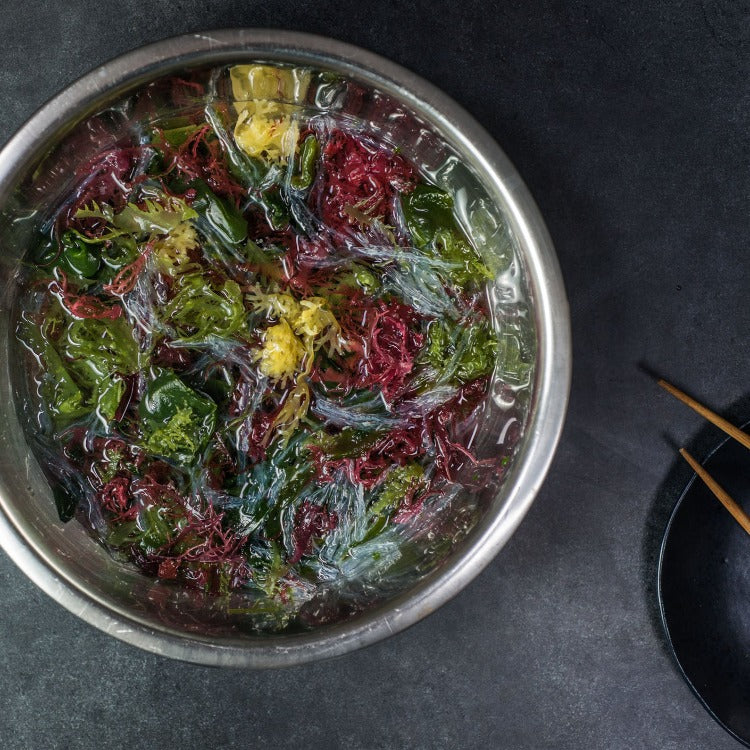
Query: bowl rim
0 28 571 667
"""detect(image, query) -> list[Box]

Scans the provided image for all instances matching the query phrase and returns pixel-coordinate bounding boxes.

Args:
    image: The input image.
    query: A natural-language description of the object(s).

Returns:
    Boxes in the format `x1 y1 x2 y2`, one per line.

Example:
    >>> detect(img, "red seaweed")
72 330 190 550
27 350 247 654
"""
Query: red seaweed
289 501 338 564
158 501 250 591
62 147 146 232
311 130 416 235
426 377 488 480
339 297 424 402
309 425 422 488
159 122 245 203
97 477 136 521
152 338 194 370
103 244 151 296
310 379 489 486
49 272 123 320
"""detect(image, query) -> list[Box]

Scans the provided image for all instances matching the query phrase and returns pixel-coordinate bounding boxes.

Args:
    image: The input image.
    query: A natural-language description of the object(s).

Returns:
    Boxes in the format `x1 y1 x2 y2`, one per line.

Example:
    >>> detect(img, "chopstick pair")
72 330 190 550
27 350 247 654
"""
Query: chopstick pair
658 379 750 536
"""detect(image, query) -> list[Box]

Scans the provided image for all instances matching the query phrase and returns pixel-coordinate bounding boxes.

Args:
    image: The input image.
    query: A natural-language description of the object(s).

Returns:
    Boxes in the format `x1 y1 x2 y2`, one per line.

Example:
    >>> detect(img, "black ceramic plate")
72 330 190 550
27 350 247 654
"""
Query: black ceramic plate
659 434 750 746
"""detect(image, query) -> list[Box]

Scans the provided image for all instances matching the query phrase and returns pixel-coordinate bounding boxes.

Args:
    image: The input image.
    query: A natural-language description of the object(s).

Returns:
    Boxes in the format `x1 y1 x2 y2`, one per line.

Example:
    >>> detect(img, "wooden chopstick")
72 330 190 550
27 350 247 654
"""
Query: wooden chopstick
658 378 750 535
679 448 750 536
658 379 750 451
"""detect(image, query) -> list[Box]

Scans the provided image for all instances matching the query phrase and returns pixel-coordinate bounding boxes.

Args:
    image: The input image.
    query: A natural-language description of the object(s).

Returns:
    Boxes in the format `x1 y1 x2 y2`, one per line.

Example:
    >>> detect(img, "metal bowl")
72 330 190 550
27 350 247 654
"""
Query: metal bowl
0 30 570 666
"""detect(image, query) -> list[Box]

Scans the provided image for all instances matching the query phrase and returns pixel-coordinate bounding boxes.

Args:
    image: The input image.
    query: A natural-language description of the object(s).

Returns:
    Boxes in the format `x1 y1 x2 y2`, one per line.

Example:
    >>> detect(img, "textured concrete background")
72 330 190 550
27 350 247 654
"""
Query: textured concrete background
1 1 748 748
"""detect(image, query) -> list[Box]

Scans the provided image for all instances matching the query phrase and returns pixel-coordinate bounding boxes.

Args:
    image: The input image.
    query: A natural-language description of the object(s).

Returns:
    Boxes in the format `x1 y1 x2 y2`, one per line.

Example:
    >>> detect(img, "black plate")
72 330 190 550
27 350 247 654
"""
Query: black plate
659 434 750 746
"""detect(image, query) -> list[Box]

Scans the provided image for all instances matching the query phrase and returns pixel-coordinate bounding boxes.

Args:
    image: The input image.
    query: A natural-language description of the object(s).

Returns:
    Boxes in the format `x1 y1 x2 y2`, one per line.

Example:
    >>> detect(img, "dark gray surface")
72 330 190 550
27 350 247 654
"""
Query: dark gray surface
0 1 747 748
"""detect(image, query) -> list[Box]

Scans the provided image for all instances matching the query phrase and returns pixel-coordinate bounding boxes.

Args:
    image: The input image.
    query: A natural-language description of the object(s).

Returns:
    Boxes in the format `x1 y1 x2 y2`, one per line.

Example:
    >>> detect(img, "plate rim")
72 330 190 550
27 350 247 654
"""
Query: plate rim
657 429 750 748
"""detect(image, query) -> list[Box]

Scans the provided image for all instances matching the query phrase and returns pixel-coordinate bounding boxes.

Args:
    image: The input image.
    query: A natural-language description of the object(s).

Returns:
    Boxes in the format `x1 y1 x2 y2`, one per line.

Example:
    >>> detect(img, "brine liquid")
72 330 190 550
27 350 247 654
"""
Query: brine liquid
13 64 535 631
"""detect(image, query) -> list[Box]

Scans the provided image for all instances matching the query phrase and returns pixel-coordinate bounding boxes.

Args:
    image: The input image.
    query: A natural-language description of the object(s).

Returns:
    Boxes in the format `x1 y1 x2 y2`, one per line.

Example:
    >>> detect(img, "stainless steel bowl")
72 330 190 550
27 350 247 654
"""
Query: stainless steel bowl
0 29 570 666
